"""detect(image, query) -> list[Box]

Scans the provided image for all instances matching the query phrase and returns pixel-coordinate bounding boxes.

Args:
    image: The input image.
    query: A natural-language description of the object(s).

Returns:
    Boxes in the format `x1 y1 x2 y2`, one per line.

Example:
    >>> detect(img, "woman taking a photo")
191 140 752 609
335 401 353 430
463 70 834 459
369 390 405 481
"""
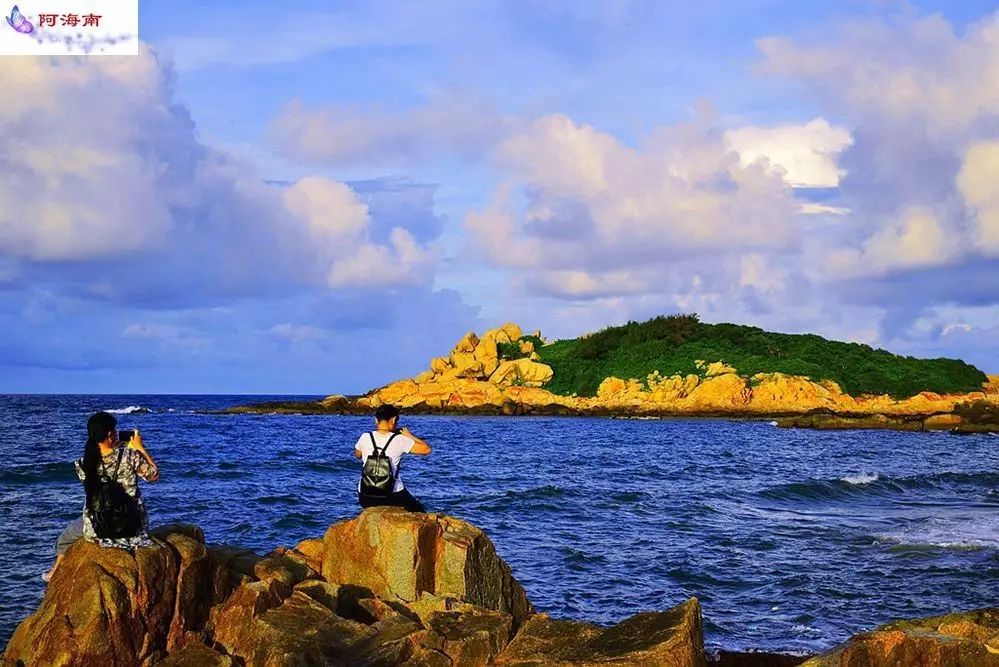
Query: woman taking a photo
43 411 160 581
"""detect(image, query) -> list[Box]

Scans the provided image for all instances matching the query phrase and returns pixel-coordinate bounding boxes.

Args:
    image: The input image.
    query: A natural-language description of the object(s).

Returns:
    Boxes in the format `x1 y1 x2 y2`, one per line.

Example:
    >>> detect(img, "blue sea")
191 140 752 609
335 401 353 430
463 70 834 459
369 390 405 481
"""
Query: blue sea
1 394 997 655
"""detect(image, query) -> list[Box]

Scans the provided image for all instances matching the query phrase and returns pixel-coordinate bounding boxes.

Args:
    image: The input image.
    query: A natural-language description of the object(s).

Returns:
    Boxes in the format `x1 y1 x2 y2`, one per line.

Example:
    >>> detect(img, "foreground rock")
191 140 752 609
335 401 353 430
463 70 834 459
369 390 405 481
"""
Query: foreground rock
2 509 702 666
3 524 212 666
319 508 533 627
5 510 993 666
496 600 707 666
802 608 999 666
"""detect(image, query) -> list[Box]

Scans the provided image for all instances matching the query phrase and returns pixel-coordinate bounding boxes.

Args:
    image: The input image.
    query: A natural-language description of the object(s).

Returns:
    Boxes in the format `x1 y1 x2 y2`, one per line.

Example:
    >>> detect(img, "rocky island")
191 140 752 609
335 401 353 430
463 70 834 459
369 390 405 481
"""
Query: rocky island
3 508 996 666
228 316 999 433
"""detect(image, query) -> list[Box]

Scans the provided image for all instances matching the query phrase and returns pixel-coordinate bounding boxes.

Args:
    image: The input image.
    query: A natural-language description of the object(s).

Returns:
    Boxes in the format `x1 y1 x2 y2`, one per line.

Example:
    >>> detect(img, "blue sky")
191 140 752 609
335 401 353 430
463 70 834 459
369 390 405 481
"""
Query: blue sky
2 0 998 393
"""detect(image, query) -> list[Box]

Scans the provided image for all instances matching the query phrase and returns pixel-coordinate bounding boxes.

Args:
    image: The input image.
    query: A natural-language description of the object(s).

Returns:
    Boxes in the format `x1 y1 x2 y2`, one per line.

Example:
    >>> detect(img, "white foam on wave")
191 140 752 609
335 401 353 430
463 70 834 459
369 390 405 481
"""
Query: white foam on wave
841 472 879 485
104 405 148 415
876 514 999 550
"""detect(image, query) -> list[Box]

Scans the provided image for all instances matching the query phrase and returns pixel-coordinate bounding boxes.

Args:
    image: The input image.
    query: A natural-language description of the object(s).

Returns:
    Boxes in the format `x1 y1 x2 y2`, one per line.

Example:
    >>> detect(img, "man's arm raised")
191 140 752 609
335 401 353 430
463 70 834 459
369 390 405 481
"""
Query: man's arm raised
400 427 432 455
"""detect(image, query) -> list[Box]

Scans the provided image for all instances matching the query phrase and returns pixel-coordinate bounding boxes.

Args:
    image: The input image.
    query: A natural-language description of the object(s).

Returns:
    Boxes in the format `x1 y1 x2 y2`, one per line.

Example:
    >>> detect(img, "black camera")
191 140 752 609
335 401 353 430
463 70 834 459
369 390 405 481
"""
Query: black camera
118 429 135 443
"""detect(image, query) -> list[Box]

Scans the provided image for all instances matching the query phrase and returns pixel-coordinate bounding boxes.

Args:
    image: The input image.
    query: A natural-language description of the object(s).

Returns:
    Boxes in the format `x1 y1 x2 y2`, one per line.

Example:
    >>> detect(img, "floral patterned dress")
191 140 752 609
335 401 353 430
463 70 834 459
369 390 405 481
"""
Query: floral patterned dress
74 446 158 549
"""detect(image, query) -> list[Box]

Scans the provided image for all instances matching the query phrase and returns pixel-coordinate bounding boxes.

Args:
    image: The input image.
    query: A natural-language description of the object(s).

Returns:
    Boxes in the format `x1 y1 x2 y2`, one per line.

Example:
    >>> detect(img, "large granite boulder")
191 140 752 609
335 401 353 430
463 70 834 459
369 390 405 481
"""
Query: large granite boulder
320 507 534 627
802 608 999 667
489 359 554 387
154 642 236 666
211 586 375 665
3 525 212 667
496 597 706 666
682 374 751 410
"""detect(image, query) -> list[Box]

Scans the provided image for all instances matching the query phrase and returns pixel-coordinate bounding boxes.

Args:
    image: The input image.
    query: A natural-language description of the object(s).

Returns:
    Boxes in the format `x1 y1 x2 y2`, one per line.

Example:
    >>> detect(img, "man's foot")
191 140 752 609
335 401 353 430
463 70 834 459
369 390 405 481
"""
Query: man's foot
41 569 53 582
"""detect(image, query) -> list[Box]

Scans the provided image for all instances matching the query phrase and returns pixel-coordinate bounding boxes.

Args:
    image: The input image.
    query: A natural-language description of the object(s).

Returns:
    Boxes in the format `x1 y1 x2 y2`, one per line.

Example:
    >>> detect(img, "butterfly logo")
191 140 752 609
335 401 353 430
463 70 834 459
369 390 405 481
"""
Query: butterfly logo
6 5 33 34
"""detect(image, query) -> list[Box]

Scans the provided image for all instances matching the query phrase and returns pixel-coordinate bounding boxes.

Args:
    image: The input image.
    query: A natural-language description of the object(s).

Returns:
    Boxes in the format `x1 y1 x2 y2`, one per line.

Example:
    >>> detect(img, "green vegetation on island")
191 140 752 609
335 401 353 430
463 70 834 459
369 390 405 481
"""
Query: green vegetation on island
526 314 987 399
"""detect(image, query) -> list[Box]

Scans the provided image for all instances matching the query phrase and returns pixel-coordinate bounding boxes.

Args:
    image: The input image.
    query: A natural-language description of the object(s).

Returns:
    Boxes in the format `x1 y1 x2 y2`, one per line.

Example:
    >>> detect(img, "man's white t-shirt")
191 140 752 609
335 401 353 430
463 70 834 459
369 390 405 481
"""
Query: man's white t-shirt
355 431 416 494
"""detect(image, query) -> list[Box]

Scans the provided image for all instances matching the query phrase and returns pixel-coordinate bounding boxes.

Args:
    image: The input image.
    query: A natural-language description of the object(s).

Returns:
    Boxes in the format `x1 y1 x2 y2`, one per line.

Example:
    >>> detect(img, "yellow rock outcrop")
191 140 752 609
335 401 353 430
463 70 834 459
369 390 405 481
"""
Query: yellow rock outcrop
473 335 500 377
703 360 737 377
748 373 843 412
430 356 452 374
683 373 751 410
453 331 479 353
364 324 560 409
450 351 484 378
359 329 999 421
490 358 554 387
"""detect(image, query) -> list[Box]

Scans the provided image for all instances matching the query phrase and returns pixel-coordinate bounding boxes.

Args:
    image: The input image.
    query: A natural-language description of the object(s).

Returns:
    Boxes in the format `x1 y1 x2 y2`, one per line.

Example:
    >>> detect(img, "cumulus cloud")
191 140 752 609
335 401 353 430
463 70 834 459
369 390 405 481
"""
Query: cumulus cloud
957 141 999 253
0 46 479 391
739 254 786 293
725 118 852 188
825 208 958 278
757 15 999 135
464 112 798 300
0 47 437 302
755 10 999 339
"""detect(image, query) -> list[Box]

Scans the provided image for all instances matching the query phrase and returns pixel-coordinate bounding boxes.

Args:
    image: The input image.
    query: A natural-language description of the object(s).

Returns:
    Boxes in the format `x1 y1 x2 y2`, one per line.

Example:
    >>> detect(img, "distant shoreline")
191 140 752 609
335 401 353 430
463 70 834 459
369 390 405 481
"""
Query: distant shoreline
219 398 999 433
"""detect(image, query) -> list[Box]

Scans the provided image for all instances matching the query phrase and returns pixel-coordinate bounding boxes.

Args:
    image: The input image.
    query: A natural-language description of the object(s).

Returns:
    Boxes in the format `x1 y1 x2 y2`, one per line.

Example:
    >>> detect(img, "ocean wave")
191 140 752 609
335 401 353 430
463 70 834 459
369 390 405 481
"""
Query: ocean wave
874 515 999 550
840 472 879 485
300 461 355 474
468 484 573 512
255 494 299 506
761 471 999 503
104 405 151 415
273 512 324 530
503 485 569 501
0 462 75 485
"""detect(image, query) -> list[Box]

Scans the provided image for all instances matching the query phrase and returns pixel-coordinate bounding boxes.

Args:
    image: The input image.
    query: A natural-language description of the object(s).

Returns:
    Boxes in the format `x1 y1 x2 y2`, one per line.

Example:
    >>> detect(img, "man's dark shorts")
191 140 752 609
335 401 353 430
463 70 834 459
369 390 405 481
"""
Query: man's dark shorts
358 488 425 513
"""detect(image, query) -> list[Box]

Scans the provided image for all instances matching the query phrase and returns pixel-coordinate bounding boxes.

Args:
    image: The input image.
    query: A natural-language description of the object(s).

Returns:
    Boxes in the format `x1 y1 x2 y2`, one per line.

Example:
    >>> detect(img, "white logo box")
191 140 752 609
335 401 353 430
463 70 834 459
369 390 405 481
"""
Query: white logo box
1 0 138 56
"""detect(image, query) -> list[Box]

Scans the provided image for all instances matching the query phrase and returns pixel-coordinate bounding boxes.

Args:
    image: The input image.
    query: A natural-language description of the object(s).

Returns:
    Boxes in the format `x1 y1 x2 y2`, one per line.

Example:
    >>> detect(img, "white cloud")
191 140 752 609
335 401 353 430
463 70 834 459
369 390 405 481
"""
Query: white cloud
0 47 437 296
725 118 852 188
464 112 798 299
755 9 999 332
325 227 435 288
825 208 957 278
941 322 972 336
534 269 647 299
499 114 619 199
957 141 999 254
0 51 176 260
740 254 785 293
282 177 370 240
757 15 999 135
799 203 850 216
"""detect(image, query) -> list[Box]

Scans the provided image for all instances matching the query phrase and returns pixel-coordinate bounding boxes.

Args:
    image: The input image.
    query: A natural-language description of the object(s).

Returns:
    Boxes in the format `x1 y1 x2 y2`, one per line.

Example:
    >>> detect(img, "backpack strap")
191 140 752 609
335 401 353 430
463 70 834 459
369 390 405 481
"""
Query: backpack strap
101 447 125 482
368 431 398 457
110 446 125 480
98 446 125 481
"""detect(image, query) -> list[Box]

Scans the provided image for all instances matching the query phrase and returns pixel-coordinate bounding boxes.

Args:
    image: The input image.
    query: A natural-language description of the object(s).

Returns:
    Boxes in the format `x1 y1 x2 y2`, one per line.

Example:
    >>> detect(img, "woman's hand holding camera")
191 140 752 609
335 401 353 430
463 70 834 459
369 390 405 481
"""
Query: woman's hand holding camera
127 430 159 480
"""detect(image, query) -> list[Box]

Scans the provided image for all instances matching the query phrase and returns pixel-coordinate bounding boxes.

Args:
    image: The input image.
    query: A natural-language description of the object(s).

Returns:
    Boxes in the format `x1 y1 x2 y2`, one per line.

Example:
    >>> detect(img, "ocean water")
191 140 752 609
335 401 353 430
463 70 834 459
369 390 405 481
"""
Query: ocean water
1 394 997 655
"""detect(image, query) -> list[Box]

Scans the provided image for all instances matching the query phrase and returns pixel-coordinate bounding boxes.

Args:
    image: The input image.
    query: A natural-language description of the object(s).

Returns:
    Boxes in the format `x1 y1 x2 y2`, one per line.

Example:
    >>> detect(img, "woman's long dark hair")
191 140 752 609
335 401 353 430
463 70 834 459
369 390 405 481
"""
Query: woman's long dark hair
83 411 116 507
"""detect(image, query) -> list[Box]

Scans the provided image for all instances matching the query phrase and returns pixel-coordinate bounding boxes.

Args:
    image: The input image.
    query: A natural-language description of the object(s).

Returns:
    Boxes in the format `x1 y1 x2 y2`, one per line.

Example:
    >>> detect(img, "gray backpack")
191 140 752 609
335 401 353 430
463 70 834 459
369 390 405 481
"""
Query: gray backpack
360 432 397 497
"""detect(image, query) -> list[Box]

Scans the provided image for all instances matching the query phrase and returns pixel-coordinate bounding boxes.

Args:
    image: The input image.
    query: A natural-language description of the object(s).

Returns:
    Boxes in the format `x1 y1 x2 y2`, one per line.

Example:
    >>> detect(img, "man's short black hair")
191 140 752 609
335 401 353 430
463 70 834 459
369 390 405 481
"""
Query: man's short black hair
375 405 400 422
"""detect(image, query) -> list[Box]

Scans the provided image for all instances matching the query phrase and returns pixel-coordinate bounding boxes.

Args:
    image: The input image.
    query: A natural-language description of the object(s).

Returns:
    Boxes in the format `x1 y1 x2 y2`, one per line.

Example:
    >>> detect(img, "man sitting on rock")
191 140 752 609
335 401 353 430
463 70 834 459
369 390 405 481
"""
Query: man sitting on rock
355 405 432 512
